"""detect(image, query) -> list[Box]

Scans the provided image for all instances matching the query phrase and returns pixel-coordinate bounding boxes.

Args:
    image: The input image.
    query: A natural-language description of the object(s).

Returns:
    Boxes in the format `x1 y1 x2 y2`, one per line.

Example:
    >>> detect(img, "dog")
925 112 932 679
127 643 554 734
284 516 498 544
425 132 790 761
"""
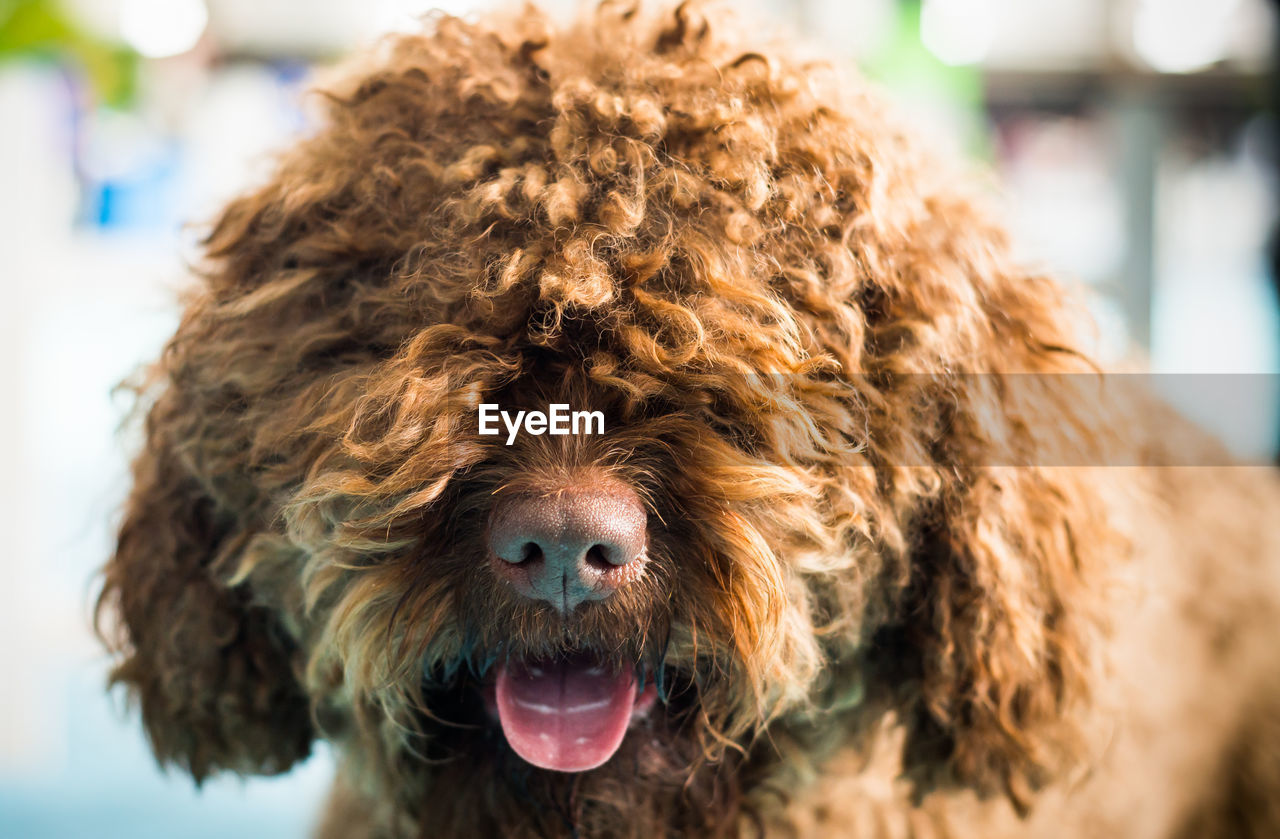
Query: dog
97 3 1280 837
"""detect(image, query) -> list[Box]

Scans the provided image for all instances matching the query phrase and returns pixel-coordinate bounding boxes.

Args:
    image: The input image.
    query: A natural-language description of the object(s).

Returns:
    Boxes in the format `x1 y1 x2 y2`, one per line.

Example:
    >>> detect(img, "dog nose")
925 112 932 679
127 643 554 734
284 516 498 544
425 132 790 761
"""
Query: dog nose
488 481 647 612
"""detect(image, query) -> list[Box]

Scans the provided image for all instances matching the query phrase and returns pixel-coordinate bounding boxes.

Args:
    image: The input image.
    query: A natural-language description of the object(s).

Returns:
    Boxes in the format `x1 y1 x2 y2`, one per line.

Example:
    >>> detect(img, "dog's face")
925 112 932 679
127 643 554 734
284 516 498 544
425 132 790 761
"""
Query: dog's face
99 4 1112 828
294 362 845 789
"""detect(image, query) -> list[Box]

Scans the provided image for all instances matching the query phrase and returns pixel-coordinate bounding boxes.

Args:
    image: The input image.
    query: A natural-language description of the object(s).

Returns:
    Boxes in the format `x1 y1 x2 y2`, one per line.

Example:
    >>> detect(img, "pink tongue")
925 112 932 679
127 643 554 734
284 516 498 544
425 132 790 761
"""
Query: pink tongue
495 655 636 772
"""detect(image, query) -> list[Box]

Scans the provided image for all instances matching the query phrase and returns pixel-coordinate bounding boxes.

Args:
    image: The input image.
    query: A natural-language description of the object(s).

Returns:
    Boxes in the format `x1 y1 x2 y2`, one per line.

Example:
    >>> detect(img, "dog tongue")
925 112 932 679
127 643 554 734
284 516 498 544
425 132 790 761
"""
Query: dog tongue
495 654 636 772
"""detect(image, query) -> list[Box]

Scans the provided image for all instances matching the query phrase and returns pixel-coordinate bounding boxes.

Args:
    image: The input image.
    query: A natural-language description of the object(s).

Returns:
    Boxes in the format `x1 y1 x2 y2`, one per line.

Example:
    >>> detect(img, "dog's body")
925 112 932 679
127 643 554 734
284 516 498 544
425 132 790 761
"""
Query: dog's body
98 4 1280 837
766 465 1280 839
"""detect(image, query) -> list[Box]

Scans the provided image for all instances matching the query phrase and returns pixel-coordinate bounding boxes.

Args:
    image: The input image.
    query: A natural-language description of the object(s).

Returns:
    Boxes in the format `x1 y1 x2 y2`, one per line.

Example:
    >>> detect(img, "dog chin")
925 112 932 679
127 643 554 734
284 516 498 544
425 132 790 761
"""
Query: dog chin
477 650 659 773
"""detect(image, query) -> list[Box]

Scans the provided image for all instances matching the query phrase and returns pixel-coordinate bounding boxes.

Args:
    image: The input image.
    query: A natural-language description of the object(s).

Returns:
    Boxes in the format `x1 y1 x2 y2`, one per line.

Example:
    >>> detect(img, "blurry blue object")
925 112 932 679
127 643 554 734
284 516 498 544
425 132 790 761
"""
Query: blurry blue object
87 145 180 231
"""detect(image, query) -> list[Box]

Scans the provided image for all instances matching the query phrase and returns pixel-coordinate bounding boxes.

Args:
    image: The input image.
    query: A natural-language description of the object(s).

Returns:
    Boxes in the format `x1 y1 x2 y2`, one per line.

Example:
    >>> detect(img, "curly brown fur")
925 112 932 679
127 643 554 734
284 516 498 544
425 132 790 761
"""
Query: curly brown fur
97 3 1280 837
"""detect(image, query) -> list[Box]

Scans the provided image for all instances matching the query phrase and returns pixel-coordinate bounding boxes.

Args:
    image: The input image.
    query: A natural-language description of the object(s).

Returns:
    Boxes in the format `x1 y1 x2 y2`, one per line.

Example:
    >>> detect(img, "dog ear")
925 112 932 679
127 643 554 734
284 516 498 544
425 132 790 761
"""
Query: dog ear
890 463 1109 810
832 188 1123 808
851 341 1125 812
97 384 314 783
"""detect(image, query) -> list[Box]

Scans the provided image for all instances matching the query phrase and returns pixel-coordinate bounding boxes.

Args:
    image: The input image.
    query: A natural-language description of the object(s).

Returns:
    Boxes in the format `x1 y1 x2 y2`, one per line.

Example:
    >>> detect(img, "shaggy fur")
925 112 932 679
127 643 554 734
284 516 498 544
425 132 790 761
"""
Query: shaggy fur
97 3 1280 837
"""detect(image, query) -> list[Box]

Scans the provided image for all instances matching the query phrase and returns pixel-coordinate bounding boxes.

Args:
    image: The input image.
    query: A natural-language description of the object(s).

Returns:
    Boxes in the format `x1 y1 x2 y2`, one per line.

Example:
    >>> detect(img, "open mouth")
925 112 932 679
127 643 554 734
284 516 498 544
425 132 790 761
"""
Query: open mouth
482 650 657 772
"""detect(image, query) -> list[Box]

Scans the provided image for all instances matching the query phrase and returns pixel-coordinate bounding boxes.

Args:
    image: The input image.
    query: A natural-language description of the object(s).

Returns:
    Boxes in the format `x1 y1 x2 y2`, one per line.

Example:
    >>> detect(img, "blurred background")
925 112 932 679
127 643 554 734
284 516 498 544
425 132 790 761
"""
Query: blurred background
1 0 1276 835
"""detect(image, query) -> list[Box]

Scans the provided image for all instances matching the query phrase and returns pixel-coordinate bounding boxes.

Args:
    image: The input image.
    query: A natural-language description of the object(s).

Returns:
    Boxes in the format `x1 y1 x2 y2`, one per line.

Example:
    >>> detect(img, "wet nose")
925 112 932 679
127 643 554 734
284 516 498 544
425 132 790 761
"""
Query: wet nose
488 481 647 612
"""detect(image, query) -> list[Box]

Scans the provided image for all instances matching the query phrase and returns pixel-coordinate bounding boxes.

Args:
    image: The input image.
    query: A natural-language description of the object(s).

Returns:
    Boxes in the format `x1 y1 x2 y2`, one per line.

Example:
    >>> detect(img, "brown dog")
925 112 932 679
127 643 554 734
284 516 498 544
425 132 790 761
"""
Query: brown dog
97 3 1280 837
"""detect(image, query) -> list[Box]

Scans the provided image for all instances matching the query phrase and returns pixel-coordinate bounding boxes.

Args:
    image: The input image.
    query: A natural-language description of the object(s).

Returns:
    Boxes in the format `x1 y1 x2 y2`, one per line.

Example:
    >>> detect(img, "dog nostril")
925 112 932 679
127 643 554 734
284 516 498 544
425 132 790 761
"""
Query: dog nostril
518 542 543 564
584 544 613 571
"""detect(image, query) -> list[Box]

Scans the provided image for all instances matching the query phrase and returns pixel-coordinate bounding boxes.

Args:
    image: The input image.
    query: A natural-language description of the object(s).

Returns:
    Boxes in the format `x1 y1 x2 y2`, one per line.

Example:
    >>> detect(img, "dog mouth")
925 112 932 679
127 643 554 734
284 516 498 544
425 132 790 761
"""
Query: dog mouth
481 650 657 772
